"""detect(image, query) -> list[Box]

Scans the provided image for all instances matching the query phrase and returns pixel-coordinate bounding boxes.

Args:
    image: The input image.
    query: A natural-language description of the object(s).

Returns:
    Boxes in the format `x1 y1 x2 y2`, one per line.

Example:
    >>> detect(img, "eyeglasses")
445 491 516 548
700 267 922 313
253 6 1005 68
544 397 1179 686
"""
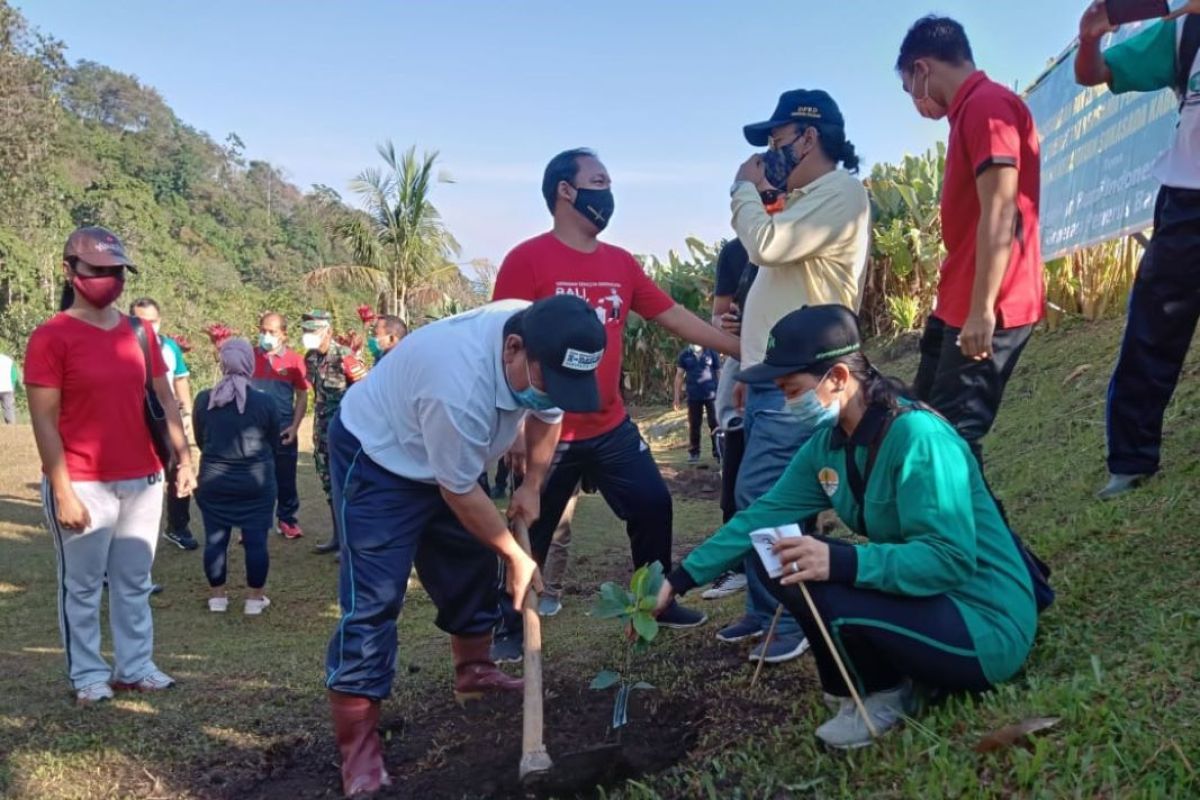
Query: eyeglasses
767 132 805 153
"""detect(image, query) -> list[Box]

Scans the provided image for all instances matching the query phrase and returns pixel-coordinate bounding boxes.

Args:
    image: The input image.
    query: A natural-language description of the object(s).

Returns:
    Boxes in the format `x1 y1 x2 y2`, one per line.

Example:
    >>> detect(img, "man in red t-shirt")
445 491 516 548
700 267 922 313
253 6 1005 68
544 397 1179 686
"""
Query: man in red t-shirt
896 16 1044 471
252 312 310 538
490 148 739 659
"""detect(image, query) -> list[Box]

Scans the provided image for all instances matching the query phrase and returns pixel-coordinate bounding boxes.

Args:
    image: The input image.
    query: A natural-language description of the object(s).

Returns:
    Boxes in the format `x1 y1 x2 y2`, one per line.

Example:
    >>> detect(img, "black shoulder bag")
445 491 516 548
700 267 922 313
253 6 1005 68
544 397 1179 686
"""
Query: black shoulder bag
129 316 176 472
1177 13 1200 107
843 403 1055 613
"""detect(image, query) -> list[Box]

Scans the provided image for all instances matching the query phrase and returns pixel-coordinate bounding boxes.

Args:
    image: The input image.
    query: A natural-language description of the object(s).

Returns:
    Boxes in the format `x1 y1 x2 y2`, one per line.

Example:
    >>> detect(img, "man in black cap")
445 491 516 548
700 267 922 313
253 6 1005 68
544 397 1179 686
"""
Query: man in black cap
323 296 604 798
713 90 872 664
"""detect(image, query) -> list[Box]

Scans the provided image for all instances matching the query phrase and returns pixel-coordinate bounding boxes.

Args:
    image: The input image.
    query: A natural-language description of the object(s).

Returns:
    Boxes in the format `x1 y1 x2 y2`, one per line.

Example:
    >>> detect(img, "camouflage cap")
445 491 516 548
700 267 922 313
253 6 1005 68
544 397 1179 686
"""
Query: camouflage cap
300 310 333 332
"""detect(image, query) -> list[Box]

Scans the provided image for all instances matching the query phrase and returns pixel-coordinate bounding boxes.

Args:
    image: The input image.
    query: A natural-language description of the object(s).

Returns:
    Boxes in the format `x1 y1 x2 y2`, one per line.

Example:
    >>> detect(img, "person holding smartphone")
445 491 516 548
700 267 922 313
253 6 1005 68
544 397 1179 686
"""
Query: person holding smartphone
1075 0 1200 499
656 305 1037 749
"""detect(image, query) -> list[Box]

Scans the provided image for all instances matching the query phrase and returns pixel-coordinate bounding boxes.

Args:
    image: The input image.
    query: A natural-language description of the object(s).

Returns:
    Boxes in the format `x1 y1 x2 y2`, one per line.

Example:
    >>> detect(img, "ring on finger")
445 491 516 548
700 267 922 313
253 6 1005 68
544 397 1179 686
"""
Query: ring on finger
790 561 800 574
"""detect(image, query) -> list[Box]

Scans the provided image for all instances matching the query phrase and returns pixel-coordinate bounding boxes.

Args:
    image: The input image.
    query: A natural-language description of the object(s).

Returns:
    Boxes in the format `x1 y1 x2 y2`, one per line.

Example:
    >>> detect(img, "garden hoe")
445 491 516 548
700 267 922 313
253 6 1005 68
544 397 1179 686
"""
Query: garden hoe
512 521 622 793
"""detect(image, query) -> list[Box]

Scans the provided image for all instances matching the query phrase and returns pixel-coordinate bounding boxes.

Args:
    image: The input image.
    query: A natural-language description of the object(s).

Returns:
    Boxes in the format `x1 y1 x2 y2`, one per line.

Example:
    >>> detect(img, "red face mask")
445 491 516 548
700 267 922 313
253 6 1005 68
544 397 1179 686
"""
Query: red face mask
71 270 126 308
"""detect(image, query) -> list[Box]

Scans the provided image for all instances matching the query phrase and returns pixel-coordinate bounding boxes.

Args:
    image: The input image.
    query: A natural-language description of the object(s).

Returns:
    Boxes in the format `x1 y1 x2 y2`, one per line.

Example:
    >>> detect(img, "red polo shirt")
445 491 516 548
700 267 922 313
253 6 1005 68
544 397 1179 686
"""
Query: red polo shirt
938 71 1044 329
494 232 675 441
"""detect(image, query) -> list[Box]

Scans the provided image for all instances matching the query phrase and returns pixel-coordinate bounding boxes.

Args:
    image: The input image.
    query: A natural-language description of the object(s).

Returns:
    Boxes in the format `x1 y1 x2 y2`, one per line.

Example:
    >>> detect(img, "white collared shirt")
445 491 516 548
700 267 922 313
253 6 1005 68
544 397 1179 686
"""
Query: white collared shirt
339 300 563 493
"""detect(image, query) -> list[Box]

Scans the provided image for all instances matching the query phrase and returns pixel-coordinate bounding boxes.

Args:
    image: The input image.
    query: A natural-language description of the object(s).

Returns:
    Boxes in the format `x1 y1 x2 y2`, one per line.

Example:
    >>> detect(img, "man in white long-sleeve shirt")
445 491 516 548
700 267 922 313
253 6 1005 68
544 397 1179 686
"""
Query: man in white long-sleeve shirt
714 88 871 663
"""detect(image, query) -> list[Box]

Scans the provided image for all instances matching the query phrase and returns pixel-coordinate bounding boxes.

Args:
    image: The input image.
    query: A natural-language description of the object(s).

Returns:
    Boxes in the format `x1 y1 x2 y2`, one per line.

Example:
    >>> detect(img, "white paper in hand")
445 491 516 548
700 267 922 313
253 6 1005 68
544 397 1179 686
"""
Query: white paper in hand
750 523 804 579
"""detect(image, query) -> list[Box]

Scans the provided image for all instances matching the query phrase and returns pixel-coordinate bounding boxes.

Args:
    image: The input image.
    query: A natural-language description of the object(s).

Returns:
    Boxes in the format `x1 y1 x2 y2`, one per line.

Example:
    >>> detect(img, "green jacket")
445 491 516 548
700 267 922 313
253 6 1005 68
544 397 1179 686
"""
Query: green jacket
676 406 1036 684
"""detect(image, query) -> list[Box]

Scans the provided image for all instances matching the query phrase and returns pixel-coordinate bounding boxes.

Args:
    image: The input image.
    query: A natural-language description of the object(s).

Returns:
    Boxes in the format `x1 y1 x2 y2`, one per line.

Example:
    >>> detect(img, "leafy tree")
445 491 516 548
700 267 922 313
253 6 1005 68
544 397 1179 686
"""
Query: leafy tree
305 141 461 321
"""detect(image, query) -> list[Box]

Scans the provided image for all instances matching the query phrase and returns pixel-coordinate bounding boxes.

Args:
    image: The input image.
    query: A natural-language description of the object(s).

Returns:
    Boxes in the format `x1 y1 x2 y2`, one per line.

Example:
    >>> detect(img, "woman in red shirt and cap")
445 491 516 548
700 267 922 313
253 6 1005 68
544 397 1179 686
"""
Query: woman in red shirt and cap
24 226 195 706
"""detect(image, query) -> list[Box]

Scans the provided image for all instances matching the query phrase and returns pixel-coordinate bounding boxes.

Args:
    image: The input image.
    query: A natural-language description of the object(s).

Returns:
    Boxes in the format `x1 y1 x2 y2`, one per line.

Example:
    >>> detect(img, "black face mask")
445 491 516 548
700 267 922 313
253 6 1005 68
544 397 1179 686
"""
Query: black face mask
572 187 615 231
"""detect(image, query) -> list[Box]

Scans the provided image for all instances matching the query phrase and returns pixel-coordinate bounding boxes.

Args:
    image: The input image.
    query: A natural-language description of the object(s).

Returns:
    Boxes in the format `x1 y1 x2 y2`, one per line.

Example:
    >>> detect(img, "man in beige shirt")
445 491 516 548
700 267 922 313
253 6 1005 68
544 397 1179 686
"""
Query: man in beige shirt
713 89 870 664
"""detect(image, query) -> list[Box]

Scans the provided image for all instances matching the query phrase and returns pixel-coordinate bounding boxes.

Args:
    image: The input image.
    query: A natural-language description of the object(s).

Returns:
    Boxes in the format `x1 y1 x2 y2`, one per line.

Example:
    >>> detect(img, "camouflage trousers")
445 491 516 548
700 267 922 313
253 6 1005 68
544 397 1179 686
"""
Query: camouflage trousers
313 416 333 504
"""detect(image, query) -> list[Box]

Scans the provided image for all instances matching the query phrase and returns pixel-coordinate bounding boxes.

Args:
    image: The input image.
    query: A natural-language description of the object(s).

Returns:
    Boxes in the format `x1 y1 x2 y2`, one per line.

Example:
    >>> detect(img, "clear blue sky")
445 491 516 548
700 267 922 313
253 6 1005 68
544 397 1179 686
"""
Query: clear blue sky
19 1 1085 267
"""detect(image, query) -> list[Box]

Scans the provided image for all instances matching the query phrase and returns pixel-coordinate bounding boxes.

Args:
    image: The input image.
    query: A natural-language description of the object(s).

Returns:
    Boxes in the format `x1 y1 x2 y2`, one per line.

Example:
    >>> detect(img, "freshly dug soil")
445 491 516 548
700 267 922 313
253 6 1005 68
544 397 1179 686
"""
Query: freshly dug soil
218 642 815 799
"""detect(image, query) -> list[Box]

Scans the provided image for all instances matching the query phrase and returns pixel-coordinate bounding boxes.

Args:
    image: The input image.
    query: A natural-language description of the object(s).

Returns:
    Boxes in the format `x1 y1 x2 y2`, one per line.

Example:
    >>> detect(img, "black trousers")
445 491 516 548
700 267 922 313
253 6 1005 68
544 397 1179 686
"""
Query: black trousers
1107 186 1200 476
755 557 991 696
913 315 1033 471
497 416 672 638
274 440 300 525
718 427 745 524
687 399 717 457
166 460 191 533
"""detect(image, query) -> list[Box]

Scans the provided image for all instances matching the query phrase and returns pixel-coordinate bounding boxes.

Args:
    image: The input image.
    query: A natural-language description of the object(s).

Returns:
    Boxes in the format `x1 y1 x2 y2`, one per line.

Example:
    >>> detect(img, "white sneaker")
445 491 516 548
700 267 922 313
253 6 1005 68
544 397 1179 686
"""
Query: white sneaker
701 571 748 600
208 597 229 613
244 596 271 616
75 681 114 706
815 682 913 749
114 670 176 693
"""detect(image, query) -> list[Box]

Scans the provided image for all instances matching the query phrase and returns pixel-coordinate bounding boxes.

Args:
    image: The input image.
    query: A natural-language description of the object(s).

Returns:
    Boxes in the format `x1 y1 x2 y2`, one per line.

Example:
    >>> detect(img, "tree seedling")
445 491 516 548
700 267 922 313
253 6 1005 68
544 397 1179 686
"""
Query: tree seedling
590 562 663 730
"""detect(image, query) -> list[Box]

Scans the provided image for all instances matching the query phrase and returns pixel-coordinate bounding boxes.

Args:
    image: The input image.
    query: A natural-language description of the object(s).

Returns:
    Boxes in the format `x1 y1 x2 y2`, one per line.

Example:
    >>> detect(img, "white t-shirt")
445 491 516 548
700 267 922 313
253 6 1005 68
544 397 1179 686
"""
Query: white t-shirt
0 354 13 394
1106 17 1200 189
339 300 563 493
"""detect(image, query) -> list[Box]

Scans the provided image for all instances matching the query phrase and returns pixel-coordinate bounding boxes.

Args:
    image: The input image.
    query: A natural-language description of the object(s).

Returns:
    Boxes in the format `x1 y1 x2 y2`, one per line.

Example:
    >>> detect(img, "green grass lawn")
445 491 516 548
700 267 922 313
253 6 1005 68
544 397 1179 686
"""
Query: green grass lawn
0 316 1197 799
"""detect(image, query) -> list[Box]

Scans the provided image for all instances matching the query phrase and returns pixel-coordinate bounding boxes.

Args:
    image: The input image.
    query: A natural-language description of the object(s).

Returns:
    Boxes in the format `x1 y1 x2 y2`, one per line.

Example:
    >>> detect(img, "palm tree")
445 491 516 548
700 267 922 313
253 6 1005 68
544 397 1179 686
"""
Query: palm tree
304 141 460 321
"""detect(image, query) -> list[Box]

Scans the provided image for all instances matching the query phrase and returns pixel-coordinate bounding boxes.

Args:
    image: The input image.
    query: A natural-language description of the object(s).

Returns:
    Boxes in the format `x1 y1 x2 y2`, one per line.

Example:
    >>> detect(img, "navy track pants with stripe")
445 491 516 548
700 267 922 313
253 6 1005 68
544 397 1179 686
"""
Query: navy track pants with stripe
324 412 501 700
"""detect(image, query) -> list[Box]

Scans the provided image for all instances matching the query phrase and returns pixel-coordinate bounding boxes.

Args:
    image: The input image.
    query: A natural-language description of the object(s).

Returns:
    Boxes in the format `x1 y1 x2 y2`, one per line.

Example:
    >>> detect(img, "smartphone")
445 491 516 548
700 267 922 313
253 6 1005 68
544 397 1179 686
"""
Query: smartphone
1105 0 1169 25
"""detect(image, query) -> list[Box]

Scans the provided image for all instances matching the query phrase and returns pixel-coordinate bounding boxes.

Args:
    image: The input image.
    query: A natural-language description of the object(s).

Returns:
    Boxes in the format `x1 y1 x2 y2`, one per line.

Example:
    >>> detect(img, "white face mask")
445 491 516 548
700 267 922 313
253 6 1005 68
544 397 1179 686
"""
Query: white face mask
301 332 323 352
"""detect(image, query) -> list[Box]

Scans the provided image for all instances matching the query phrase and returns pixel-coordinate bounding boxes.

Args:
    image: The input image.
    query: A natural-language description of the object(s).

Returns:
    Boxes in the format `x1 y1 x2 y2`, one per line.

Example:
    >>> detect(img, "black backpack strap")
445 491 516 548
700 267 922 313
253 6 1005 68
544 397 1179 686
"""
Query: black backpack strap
1178 14 1200 105
128 315 155 392
843 404 921 534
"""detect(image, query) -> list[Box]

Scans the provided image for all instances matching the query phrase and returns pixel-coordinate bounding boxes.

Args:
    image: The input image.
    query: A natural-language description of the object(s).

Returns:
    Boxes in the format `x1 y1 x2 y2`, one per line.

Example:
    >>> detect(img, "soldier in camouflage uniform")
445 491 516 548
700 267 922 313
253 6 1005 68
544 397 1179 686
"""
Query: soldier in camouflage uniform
301 310 368 555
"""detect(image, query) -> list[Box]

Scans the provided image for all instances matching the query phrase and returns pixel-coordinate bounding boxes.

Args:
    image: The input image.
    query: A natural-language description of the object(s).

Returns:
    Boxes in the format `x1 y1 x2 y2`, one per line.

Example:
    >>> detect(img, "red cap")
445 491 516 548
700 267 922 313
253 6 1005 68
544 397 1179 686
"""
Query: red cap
63 226 138 273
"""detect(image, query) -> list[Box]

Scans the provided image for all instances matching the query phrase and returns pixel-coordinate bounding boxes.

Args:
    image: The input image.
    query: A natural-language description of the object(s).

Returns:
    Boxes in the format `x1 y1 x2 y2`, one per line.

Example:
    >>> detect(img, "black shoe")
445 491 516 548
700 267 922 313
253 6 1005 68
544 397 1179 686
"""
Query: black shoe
490 632 523 664
658 600 708 629
164 529 199 551
150 583 164 595
312 539 339 555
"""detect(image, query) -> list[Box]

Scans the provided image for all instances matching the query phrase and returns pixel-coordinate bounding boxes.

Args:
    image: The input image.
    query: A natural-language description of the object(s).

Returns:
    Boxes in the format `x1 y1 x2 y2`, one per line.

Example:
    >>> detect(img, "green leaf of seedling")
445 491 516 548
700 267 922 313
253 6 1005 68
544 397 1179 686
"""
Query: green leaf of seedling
630 565 649 598
590 670 621 690
632 681 655 691
638 595 657 612
632 612 659 643
593 583 631 619
641 562 664 600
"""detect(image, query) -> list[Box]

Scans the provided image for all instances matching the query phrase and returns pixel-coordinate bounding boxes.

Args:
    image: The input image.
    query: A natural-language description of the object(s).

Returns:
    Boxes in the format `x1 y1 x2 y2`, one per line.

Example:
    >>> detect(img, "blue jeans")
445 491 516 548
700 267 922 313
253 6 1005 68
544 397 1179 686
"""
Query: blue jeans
735 381 817 637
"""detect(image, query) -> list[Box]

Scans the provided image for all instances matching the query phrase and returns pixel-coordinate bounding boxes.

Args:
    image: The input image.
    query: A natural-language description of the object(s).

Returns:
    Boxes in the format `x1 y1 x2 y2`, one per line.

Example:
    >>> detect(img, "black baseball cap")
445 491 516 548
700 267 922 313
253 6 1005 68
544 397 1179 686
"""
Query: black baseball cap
63 226 138 273
521 295 606 413
743 89 846 147
737 305 862 383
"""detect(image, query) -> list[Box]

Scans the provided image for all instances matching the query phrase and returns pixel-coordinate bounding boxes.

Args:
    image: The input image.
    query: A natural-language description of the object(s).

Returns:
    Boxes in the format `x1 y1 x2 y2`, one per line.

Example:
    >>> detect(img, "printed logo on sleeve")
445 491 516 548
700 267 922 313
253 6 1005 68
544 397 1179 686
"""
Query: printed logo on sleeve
818 467 840 497
562 348 603 372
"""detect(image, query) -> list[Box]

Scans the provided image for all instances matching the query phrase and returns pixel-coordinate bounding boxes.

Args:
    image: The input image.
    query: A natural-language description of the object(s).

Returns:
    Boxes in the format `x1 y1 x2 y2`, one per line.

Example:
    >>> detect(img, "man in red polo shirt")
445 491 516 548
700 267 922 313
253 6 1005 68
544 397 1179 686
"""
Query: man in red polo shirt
896 16 1044 471
489 148 740 661
252 311 309 539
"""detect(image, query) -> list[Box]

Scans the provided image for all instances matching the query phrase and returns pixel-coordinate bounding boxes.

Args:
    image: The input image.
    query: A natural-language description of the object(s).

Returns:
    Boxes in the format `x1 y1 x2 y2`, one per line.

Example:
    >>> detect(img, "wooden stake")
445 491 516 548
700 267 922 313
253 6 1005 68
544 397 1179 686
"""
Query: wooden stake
797 580 878 738
749 603 783 689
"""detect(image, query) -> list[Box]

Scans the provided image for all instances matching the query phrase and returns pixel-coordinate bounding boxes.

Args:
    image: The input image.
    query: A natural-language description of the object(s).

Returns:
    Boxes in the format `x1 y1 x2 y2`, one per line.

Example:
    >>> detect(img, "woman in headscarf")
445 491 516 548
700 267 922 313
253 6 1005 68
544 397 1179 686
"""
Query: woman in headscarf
193 338 281 615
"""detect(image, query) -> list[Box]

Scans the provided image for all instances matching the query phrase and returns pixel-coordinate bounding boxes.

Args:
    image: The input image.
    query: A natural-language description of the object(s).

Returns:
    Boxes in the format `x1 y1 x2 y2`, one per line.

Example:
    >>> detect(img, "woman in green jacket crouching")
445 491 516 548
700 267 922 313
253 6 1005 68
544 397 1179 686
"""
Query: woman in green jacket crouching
656 304 1037 749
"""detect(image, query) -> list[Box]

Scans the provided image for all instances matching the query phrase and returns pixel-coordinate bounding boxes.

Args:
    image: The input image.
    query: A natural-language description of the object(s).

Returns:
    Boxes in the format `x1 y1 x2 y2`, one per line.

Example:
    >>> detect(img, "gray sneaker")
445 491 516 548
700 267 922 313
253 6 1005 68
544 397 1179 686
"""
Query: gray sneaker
75 681 114 706
815 682 914 749
114 670 176 693
748 635 809 664
1096 473 1146 501
537 596 562 617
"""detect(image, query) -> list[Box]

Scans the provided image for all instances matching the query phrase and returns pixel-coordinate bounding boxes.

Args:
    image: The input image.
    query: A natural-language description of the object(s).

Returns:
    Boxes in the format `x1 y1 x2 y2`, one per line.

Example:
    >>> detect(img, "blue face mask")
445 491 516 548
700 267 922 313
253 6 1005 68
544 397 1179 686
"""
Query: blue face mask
513 359 556 411
785 371 841 430
367 336 382 360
